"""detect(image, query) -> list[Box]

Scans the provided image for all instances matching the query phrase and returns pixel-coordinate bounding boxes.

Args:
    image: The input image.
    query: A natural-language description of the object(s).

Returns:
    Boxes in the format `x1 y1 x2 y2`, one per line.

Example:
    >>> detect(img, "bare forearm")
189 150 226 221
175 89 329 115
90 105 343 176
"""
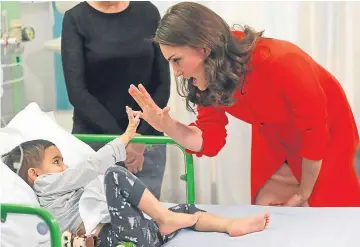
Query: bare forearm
299 158 322 198
163 117 203 152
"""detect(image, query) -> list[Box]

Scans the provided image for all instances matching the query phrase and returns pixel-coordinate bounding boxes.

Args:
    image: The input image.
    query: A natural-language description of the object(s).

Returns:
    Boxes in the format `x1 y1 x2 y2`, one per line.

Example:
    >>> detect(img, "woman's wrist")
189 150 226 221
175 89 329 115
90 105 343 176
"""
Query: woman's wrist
161 113 176 133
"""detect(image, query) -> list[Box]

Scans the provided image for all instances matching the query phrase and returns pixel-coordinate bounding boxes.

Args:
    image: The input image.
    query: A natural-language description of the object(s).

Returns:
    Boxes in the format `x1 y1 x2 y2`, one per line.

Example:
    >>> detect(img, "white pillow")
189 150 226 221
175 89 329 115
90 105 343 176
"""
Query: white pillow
0 127 25 156
0 102 95 168
0 161 50 247
0 102 95 246
45 111 57 122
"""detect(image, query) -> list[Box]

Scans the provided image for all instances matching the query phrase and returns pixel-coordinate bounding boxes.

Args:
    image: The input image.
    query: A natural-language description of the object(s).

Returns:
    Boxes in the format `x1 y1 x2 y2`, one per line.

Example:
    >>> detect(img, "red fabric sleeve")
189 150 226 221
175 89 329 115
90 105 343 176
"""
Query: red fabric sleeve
271 53 330 160
185 105 229 157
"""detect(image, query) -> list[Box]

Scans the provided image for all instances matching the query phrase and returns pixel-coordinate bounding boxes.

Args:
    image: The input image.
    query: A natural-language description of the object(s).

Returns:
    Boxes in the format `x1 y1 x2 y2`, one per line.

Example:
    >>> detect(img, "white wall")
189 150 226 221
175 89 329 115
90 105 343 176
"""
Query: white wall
20 2 56 112
353 2 360 134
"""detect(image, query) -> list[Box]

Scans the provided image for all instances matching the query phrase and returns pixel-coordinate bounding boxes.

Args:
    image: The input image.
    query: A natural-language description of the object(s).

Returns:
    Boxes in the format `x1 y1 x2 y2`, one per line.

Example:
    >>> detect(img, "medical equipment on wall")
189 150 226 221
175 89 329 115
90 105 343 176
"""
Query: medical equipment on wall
1 10 35 56
1 8 35 125
0 9 34 87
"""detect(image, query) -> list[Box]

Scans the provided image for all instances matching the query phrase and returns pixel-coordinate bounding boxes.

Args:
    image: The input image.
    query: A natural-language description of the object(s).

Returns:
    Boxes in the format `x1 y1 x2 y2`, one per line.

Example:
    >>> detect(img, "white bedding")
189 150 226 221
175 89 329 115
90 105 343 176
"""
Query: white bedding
162 203 360 247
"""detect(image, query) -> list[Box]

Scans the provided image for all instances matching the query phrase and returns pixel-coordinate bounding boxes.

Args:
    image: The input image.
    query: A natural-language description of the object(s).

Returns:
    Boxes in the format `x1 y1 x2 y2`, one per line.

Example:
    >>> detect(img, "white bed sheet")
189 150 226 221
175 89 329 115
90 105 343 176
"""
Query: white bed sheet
161 203 360 247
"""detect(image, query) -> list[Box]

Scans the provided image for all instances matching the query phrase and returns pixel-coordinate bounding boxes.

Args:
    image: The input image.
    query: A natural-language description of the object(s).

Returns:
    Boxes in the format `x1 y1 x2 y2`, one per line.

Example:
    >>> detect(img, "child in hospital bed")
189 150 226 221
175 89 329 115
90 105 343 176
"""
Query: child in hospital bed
2 106 270 247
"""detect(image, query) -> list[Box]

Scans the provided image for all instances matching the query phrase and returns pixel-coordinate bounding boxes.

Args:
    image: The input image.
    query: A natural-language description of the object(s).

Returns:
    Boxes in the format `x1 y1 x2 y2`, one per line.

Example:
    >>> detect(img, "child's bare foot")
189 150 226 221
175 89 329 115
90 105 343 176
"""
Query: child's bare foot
157 211 199 235
227 213 270 237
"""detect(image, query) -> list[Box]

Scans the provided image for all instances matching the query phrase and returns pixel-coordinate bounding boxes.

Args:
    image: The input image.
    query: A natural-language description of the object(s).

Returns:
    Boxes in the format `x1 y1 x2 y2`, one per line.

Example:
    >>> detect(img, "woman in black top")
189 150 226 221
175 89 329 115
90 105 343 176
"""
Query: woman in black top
61 1 170 199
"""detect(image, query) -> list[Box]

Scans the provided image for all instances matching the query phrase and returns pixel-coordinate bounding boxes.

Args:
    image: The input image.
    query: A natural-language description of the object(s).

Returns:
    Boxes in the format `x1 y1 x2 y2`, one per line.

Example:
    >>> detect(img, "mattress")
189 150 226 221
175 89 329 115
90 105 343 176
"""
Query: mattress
161 203 360 247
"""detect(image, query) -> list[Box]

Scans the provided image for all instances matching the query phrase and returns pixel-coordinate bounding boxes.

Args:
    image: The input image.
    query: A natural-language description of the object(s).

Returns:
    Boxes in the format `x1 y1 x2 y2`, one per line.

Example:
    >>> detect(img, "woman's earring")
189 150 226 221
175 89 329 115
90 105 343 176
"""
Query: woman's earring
203 47 211 57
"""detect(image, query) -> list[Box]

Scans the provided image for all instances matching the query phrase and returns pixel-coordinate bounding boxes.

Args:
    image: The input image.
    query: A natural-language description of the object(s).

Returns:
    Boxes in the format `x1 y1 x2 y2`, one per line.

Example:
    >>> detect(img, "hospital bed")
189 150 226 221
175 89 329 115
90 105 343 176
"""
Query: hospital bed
2 134 360 247
1 134 193 247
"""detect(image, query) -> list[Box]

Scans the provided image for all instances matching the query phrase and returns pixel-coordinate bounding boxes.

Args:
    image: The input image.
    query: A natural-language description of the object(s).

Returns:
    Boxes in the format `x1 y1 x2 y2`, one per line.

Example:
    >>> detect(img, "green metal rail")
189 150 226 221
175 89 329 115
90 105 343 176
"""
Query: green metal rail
74 134 196 204
1 204 62 247
1 135 196 247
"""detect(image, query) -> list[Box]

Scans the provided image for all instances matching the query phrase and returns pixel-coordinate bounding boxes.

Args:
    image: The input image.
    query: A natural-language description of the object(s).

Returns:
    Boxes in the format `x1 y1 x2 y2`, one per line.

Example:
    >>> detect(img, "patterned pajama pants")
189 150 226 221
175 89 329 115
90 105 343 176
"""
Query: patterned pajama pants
99 166 205 247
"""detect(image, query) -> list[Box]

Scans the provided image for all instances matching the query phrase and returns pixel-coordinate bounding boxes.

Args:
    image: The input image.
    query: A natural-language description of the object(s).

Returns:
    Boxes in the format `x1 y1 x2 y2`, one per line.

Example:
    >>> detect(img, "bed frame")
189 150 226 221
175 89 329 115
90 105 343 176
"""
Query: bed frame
1 134 196 247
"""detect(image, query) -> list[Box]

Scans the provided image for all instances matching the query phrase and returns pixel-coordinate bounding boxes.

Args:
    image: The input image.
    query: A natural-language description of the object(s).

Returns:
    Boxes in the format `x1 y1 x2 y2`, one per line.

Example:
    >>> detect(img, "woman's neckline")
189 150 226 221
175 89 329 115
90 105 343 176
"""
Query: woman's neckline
84 1 132 16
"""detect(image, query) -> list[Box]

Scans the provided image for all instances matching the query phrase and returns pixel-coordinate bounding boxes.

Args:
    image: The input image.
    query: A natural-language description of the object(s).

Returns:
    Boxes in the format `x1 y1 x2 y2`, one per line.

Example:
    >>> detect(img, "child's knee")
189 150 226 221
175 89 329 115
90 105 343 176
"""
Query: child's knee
104 166 129 185
105 165 139 191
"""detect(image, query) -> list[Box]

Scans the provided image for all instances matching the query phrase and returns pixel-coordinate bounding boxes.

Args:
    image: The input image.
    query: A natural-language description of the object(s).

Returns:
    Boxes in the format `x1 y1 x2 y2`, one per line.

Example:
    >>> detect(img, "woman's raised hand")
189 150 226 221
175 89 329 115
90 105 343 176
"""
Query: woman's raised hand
128 84 171 132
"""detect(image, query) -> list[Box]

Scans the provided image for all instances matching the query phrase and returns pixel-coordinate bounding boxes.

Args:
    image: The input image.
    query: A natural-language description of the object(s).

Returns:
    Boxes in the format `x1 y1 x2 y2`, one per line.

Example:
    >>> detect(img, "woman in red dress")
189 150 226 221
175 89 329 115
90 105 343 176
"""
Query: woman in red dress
129 2 360 207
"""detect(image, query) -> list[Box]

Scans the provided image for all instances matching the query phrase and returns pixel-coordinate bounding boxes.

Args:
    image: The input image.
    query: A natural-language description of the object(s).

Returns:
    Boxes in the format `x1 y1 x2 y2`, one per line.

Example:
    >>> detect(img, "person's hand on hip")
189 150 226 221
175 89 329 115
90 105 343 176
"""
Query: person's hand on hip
268 191 309 207
283 191 310 207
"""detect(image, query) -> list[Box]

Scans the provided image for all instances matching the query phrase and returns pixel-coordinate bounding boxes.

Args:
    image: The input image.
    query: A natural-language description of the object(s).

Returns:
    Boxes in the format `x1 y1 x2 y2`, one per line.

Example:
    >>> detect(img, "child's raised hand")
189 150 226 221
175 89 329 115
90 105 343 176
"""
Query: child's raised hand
125 106 140 137
119 106 140 145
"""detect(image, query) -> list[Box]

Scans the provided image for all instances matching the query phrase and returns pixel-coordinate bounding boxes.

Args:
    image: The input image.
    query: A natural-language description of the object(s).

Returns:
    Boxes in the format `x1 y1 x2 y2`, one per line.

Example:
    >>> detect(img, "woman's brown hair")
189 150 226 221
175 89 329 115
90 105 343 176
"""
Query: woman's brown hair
154 2 264 112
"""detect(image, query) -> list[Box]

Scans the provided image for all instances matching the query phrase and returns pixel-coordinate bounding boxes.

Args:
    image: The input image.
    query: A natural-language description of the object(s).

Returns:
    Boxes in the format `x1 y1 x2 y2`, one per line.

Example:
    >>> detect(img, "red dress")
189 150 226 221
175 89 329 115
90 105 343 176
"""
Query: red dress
187 31 360 207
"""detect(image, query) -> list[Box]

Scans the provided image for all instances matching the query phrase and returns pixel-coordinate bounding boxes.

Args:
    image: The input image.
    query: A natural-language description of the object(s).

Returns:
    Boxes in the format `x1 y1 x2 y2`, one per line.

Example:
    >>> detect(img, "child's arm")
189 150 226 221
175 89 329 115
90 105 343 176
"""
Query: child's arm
34 107 141 193
85 106 140 174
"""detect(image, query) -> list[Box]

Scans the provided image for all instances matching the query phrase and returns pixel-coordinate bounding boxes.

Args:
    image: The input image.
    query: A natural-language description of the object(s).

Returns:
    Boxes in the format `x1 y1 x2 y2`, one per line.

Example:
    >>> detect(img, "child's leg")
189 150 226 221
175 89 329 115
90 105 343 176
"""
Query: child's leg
101 166 198 246
168 204 270 237
193 210 270 237
101 166 160 247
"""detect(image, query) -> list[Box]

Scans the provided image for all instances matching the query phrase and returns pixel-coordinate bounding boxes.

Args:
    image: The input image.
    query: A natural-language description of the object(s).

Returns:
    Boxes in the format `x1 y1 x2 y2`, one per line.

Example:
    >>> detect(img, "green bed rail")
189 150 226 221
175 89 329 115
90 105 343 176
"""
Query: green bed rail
73 134 196 204
1 203 62 247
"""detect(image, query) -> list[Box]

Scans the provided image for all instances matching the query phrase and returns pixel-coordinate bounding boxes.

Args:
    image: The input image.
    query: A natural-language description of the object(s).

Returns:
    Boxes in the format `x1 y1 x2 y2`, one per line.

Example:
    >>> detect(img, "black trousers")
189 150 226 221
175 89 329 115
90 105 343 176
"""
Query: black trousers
99 166 205 247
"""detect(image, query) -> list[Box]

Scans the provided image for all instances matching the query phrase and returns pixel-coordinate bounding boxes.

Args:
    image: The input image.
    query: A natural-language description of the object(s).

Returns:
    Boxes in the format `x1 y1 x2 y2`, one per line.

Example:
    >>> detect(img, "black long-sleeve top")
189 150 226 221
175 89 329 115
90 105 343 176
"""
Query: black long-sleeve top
61 1 170 135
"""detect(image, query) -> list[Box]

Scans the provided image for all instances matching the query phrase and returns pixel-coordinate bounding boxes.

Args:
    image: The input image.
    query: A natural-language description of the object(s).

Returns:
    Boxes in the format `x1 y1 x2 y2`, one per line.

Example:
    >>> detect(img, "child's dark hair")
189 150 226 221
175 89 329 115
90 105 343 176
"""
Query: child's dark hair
1 139 55 185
